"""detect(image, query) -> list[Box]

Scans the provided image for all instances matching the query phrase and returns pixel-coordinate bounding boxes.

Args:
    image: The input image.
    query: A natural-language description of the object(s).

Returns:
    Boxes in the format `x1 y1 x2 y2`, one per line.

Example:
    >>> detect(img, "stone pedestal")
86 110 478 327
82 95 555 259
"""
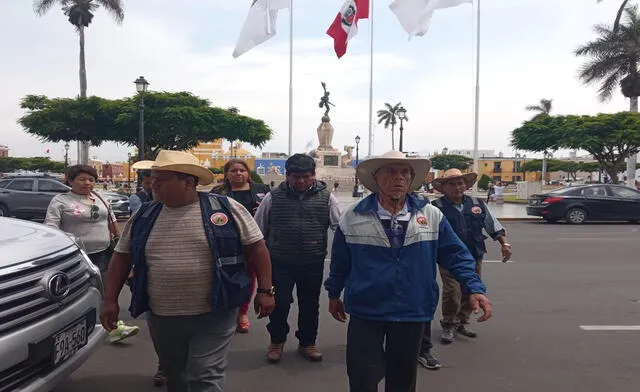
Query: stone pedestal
316 150 341 168
317 116 335 152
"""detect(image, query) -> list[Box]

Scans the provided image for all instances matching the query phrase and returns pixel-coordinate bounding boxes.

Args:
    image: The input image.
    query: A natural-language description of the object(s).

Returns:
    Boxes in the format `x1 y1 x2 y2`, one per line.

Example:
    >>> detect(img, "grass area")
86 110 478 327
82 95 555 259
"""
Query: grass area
503 195 529 204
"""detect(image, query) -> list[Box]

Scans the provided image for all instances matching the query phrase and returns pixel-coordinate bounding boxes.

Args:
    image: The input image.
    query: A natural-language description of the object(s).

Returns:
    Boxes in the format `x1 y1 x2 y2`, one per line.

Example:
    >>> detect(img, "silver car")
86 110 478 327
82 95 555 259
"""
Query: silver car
0 217 106 392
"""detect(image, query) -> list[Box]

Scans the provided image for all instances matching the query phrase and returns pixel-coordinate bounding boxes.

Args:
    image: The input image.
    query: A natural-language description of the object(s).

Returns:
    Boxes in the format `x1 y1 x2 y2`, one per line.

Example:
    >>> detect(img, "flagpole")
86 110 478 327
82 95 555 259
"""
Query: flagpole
367 0 374 157
471 0 481 196
288 0 294 156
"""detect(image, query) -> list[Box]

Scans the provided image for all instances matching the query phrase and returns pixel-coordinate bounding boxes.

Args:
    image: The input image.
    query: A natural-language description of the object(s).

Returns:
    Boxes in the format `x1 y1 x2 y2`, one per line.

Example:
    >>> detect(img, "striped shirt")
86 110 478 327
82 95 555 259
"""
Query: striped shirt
116 198 263 316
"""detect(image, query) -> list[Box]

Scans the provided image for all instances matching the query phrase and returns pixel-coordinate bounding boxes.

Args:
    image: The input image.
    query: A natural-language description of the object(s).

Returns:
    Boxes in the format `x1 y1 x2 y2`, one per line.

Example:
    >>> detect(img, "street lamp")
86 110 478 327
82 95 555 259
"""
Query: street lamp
64 142 70 169
134 76 149 162
397 107 407 153
353 135 361 198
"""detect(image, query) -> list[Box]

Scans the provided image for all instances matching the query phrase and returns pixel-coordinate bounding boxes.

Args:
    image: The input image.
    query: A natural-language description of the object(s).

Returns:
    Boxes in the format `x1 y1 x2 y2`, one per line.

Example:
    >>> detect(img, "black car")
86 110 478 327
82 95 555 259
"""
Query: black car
527 184 640 224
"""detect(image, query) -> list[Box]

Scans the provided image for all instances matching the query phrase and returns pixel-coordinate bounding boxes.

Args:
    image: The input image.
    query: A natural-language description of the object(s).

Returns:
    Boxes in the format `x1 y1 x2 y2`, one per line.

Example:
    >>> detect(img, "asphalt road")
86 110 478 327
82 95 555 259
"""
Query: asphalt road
56 222 640 392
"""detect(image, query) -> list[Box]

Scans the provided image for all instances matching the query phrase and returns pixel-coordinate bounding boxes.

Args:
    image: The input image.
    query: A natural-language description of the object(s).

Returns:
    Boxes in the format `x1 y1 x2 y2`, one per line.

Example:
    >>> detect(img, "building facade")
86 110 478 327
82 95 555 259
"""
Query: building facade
477 156 539 183
189 139 256 171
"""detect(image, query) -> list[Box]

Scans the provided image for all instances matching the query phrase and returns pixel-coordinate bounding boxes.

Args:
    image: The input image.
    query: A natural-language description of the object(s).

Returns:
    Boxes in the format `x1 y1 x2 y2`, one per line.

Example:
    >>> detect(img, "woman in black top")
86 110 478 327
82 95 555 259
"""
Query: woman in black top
211 159 270 333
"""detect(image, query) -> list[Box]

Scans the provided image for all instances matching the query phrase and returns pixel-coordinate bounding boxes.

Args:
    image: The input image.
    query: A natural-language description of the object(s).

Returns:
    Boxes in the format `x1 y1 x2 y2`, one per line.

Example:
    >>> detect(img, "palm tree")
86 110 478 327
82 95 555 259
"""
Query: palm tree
598 0 632 32
34 0 125 164
525 98 553 184
226 107 240 156
376 102 402 151
576 6 640 184
525 99 553 119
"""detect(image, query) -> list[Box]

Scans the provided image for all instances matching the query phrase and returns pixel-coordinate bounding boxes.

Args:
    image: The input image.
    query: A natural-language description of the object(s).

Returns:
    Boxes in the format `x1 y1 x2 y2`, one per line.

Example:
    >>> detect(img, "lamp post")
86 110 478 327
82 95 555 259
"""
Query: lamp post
134 76 149 189
127 152 132 192
64 142 70 169
353 135 361 198
397 107 407 153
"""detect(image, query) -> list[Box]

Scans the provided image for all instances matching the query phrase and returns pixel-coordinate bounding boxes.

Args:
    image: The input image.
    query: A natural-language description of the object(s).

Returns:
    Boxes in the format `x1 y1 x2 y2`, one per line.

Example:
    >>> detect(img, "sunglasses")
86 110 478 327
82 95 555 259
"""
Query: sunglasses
90 204 99 220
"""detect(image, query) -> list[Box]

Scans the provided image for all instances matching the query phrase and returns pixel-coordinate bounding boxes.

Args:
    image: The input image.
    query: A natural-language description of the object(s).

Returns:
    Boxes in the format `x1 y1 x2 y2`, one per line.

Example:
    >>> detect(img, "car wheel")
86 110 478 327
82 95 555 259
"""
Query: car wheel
0 204 8 217
565 208 587 224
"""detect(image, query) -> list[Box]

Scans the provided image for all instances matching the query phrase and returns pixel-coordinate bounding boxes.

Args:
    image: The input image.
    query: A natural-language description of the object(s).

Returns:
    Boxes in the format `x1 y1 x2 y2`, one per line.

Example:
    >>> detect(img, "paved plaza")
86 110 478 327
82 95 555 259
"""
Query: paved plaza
55 221 640 392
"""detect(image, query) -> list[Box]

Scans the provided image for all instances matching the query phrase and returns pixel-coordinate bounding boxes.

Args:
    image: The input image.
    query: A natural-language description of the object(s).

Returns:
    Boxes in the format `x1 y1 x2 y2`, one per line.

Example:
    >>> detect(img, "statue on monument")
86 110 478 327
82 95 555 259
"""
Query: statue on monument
318 82 335 120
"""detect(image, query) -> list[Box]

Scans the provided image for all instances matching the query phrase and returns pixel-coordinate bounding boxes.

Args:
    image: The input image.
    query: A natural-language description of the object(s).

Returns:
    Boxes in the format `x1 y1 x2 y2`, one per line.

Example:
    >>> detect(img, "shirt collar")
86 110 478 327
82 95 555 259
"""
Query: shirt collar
376 199 409 219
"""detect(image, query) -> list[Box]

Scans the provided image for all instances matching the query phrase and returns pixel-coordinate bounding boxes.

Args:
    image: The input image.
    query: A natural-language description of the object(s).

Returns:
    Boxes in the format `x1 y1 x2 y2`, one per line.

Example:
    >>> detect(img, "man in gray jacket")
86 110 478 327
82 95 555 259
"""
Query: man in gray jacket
255 153 341 363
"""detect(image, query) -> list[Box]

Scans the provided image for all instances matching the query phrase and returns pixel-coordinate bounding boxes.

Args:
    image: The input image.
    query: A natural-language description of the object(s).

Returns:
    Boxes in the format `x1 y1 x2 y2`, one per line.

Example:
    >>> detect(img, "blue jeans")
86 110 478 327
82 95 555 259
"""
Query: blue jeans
148 309 238 392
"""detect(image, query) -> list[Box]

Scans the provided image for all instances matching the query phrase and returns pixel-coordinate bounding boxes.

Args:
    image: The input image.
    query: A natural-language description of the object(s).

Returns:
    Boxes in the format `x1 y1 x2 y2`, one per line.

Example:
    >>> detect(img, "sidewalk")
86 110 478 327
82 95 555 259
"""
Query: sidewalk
333 192 537 220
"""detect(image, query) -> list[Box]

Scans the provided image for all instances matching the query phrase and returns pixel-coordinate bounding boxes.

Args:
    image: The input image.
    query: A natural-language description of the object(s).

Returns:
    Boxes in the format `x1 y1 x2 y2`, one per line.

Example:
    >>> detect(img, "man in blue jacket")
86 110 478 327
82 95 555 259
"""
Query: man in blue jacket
325 151 492 392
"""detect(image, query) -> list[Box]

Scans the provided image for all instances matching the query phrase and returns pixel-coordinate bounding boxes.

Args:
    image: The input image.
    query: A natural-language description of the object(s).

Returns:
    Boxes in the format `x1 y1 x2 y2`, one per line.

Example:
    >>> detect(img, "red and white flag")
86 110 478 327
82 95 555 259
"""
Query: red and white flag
327 0 369 58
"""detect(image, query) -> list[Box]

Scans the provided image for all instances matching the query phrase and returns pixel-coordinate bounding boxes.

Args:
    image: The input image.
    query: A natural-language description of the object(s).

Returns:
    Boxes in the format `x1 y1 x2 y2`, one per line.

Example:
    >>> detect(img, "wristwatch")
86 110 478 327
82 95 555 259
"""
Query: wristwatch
257 286 276 296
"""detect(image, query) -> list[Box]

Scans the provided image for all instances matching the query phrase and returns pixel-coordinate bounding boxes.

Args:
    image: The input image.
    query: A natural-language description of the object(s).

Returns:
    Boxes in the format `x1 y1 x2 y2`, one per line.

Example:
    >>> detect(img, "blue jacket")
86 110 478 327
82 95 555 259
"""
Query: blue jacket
127 192 252 317
324 193 486 322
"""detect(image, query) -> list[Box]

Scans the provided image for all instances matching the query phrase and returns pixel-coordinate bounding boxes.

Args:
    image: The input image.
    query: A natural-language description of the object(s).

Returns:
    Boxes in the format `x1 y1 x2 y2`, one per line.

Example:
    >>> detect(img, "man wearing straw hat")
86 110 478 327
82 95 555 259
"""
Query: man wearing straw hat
429 168 512 346
325 151 492 392
101 150 275 392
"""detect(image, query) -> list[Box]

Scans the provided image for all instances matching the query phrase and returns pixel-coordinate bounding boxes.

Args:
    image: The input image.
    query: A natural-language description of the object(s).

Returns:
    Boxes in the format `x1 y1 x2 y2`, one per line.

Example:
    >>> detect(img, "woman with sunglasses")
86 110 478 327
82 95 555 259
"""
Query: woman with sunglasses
44 164 139 343
211 159 270 333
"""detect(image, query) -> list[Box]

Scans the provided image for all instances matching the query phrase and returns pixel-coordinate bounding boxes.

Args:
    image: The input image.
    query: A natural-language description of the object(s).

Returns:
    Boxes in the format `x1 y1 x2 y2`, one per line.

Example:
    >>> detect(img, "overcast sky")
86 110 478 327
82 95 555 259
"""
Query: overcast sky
0 0 632 163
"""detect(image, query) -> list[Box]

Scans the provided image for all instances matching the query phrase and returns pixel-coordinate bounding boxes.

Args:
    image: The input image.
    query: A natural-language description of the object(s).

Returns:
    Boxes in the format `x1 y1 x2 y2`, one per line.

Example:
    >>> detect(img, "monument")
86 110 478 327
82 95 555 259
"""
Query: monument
312 82 342 168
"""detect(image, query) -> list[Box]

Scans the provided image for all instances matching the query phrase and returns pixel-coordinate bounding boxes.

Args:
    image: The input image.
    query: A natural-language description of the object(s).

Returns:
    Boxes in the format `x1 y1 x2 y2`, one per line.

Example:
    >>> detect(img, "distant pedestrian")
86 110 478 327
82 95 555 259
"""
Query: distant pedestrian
101 150 275 392
334 182 340 192
325 151 492 392
211 159 271 333
486 182 494 203
255 153 341 363
430 169 511 346
129 167 154 214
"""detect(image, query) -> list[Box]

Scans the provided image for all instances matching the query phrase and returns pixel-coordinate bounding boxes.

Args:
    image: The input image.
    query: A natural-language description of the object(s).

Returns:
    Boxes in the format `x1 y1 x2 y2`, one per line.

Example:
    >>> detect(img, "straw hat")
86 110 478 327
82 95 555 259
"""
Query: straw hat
147 150 215 185
356 151 431 193
431 168 478 193
131 160 154 171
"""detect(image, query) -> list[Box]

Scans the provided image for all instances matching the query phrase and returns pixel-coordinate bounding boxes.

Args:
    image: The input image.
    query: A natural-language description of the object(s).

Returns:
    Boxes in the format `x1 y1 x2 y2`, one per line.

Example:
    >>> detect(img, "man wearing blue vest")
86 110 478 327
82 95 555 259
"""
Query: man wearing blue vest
429 168 512 347
100 150 275 392
254 153 341 363
325 151 492 392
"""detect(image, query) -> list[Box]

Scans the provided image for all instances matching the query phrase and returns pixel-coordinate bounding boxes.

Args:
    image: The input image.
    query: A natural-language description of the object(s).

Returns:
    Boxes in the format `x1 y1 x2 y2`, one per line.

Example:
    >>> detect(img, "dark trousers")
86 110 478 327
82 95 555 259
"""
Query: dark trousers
419 321 433 355
267 260 324 346
347 317 424 392
440 260 483 327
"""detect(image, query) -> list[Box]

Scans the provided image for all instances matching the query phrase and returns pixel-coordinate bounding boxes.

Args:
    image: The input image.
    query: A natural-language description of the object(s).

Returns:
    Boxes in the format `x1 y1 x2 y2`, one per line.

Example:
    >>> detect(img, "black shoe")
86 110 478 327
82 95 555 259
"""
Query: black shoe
456 325 478 338
440 327 455 344
417 352 441 370
153 367 166 387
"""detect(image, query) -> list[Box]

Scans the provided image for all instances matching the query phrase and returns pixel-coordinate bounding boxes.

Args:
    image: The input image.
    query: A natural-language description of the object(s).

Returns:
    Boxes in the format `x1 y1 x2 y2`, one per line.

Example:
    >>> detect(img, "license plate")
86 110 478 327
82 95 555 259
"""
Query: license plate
53 318 88 365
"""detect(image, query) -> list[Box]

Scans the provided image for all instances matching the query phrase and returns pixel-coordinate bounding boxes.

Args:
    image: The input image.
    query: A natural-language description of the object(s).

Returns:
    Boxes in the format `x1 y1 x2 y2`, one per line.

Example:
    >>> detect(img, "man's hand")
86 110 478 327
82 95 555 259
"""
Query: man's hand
501 243 512 262
329 298 347 322
100 300 119 332
469 293 493 322
254 293 275 319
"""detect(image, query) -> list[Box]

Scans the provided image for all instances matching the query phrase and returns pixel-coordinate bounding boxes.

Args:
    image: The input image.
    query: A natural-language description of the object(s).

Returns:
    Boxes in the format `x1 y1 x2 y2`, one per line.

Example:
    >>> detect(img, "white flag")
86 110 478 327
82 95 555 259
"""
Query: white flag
389 0 472 37
233 0 290 58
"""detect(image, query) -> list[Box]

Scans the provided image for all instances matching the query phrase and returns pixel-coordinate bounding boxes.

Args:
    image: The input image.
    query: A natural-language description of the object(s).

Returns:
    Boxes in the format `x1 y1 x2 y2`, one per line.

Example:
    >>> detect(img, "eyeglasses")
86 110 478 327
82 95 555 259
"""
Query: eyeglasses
90 204 99 220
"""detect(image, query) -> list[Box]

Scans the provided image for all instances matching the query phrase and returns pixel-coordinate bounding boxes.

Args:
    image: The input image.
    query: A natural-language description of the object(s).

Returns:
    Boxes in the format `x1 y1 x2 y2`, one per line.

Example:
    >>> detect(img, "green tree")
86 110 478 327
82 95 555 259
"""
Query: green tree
34 0 125 164
598 0 632 32
512 112 640 182
377 102 402 151
525 98 553 120
0 157 65 173
477 174 492 190
429 154 473 171
576 6 640 183
19 92 273 159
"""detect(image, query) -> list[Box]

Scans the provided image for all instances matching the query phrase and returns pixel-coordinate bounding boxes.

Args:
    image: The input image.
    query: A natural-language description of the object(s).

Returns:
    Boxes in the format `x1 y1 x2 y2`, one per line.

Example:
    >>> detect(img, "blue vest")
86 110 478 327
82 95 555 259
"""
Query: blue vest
127 192 251 317
433 196 488 261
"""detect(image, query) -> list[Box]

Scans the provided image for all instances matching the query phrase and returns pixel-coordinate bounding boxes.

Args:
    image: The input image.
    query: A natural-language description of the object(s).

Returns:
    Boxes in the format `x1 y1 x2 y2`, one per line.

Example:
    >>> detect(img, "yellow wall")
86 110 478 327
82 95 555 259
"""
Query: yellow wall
477 158 540 183
189 139 256 171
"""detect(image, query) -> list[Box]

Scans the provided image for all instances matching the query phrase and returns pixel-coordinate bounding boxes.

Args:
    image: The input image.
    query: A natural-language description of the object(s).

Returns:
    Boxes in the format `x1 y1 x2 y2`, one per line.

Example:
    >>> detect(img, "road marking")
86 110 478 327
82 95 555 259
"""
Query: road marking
579 325 640 331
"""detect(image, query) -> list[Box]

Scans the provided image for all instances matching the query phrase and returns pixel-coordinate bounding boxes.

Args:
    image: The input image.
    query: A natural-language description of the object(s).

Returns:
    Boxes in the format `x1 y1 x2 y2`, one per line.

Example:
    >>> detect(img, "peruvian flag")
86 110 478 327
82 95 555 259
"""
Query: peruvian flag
327 0 369 58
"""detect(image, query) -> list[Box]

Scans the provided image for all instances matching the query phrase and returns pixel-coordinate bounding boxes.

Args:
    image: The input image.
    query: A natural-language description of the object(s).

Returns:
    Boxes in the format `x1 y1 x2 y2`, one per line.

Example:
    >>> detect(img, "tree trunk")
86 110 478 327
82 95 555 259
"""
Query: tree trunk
541 152 547 186
627 97 638 187
78 25 90 165
391 122 396 151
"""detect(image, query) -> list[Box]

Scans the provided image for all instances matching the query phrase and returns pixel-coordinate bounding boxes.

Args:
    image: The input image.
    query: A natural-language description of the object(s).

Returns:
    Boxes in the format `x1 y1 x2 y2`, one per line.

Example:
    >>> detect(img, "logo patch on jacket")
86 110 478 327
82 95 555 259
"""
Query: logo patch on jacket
416 216 428 225
471 206 482 215
210 212 229 226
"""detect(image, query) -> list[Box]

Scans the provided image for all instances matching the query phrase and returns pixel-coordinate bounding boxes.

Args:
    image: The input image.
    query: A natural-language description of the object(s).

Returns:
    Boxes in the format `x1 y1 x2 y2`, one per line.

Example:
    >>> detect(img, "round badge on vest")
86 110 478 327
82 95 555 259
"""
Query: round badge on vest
471 206 483 215
417 216 428 225
210 212 229 226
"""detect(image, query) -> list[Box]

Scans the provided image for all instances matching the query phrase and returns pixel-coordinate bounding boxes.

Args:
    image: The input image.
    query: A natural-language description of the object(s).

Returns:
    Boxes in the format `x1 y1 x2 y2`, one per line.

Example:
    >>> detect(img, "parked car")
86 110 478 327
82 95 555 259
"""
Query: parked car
0 217 106 392
0 176 69 220
526 184 640 224
99 192 131 220
0 177 130 221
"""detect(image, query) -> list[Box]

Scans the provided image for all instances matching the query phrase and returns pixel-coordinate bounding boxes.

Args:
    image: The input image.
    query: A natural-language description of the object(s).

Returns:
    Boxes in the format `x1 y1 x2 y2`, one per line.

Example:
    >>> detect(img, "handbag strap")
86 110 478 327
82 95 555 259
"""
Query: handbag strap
92 191 119 237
